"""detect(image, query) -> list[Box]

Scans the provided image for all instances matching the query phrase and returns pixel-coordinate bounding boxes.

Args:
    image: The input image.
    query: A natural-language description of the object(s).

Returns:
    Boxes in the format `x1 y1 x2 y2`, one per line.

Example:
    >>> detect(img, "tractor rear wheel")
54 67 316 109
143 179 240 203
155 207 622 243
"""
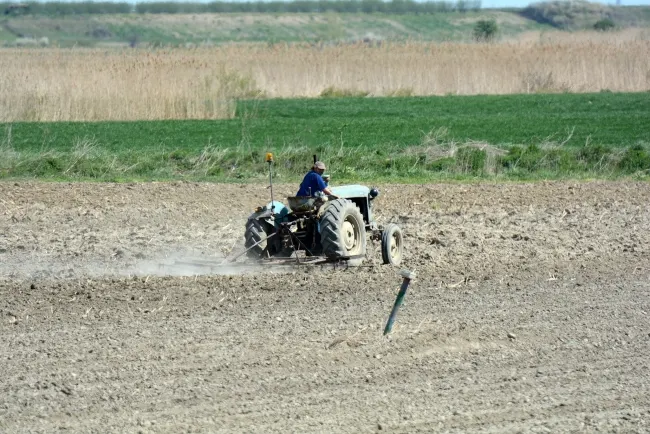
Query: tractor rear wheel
244 219 272 259
381 224 403 265
320 199 367 266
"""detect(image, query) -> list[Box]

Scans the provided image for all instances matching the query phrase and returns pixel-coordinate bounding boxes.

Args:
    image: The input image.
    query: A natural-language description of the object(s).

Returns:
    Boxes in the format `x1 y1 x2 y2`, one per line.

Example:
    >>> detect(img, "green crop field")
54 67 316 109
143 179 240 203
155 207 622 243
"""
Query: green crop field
1 93 649 182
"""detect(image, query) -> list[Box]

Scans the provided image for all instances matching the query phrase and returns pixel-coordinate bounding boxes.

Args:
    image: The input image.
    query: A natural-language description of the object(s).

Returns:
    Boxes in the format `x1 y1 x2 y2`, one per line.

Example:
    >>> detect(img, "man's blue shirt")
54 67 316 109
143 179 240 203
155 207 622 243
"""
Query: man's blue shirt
297 171 327 196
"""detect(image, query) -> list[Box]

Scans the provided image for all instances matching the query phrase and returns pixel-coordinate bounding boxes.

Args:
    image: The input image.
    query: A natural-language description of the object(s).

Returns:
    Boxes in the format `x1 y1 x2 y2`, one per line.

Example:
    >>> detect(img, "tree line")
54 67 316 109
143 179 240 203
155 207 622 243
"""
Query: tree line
3 0 482 16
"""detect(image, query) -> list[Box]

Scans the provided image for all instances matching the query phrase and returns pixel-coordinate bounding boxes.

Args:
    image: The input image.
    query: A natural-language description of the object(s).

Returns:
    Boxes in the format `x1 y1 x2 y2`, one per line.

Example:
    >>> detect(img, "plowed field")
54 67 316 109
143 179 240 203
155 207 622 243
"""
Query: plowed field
1 181 649 433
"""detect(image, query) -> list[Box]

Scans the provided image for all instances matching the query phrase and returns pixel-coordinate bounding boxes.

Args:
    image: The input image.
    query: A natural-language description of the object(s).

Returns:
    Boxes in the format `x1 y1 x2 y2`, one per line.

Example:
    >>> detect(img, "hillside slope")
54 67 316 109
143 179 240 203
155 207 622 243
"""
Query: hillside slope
0 11 559 47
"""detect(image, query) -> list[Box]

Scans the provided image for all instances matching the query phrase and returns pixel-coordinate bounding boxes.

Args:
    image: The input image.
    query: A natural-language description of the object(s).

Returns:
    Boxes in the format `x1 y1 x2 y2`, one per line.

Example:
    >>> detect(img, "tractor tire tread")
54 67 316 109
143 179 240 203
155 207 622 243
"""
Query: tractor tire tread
320 199 366 264
244 219 267 258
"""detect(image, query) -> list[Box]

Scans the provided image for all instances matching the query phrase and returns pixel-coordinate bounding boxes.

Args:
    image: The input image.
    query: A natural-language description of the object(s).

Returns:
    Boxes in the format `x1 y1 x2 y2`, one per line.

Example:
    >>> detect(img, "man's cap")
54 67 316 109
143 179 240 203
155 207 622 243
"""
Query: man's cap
314 161 326 170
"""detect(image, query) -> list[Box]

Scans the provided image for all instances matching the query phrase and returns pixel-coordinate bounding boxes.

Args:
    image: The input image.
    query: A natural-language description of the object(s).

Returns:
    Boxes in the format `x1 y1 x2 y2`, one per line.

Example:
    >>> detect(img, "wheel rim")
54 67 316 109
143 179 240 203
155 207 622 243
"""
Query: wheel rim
341 218 361 253
390 231 402 261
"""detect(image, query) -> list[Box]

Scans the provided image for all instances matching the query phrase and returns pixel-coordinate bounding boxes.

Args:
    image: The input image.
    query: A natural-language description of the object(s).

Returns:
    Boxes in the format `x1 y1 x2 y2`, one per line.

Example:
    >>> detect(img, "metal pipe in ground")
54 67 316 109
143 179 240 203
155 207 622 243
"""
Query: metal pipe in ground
383 269 416 336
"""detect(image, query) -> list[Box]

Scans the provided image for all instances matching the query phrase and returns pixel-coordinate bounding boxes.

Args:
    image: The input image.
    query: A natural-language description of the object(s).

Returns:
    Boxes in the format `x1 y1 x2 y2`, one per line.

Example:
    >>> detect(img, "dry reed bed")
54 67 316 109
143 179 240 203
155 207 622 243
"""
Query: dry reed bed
1 34 649 121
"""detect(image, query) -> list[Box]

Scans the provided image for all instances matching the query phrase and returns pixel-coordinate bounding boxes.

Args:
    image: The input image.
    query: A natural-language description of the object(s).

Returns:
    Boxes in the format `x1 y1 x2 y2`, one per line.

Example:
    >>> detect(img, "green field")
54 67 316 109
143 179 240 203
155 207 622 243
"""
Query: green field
2 93 649 182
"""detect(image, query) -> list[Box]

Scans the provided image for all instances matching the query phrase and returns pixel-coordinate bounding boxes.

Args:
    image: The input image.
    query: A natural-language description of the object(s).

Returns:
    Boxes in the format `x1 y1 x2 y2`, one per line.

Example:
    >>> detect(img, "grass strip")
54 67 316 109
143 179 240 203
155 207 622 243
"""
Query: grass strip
1 137 648 182
1 93 648 182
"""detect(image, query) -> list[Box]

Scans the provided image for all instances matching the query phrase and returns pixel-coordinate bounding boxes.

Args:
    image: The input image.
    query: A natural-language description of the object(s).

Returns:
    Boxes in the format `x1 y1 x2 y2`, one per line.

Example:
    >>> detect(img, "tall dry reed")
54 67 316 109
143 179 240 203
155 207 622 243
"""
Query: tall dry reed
1 30 648 121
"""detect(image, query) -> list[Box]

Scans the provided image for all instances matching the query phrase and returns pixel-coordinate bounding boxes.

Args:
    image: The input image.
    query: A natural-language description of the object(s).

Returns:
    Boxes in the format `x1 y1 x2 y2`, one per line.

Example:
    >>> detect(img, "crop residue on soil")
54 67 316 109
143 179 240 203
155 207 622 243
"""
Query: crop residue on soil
0 180 649 433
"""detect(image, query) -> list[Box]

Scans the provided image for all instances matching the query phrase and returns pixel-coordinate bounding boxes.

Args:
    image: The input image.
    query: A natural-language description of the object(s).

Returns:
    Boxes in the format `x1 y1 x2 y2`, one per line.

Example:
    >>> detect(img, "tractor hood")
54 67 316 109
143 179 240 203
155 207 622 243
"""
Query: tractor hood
330 185 371 199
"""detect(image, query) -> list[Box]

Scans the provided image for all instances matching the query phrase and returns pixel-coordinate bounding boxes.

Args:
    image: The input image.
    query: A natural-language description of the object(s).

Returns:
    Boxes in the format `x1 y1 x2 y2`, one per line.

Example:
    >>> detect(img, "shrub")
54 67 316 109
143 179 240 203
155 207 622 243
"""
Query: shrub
618 144 650 172
455 147 487 174
500 144 550 172
319 87 369 98
473 19 498 42
428 157 455 172
594 18 615 31
578 143 610 165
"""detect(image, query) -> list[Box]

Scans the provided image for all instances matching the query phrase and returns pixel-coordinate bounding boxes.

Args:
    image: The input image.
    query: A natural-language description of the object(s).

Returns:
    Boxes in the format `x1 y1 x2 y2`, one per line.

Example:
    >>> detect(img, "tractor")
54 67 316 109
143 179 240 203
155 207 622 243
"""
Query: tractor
243 154 403 267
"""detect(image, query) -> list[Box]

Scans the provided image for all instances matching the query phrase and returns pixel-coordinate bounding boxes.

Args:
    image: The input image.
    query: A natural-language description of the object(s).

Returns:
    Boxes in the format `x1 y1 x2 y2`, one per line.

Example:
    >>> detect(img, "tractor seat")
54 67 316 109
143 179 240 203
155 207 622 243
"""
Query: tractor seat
287 196 325 213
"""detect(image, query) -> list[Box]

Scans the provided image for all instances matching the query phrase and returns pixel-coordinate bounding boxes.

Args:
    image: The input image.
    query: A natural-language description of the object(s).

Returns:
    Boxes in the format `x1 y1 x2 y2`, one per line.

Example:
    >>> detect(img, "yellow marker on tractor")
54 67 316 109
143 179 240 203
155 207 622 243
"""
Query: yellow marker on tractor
266 152 275 215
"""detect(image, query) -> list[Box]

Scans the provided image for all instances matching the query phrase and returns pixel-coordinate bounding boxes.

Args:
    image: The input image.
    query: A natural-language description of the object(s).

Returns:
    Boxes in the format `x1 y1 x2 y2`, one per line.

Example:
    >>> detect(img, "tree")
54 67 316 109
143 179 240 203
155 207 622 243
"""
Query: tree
473 19 498 42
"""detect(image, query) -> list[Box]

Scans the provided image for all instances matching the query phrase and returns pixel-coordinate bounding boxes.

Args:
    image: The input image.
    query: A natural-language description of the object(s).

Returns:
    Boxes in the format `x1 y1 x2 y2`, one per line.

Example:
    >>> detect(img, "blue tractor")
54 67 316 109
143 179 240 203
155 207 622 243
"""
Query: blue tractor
244 155 404 267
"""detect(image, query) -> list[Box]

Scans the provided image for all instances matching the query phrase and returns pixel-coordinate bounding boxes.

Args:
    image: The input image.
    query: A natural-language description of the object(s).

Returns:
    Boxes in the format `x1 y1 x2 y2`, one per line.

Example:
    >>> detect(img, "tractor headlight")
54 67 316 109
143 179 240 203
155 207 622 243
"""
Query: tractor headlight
369 188 380 200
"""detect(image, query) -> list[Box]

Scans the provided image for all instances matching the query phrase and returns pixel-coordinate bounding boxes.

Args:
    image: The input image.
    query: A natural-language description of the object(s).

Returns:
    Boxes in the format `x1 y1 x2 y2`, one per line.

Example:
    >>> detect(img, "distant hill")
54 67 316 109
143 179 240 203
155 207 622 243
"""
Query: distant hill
521 1 650 30
1 1 649 48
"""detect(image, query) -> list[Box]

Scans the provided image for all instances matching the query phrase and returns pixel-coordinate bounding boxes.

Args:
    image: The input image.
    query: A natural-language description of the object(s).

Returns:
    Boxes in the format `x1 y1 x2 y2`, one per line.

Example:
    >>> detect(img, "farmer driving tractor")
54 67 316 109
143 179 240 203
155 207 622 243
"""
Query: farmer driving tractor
297 161 339 198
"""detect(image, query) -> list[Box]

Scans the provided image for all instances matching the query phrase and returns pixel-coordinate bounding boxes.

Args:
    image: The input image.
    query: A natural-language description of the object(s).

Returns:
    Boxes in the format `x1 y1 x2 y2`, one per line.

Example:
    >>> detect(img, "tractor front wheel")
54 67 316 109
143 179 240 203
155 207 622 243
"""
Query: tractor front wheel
320 199 367 266
381 223 403 265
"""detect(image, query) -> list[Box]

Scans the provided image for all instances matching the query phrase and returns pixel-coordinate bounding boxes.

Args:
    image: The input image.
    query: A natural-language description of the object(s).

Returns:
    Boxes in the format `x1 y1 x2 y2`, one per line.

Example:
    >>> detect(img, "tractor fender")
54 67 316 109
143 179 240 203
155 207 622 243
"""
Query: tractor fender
266 200 290 228
248 200 289 228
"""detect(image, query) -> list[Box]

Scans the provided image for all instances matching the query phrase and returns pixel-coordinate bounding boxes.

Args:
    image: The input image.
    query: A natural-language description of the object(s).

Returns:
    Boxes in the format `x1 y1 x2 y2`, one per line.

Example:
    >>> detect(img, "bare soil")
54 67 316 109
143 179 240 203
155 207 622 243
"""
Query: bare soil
1 180 649 433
